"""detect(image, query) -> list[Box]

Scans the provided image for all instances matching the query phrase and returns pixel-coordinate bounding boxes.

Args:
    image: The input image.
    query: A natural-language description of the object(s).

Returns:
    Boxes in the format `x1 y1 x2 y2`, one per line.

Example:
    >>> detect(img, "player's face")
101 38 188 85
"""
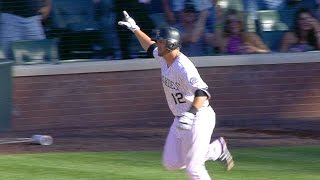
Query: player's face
156 39 170 56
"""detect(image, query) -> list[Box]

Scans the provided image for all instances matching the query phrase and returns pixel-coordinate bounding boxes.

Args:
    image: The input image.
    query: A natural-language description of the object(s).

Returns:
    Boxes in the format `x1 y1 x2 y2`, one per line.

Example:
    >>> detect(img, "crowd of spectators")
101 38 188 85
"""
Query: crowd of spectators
1 0 320 62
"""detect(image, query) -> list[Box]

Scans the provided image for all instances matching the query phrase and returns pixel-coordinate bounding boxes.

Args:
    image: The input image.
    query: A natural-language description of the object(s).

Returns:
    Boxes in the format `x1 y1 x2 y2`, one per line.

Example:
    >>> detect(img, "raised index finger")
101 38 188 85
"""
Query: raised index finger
123 11 130 19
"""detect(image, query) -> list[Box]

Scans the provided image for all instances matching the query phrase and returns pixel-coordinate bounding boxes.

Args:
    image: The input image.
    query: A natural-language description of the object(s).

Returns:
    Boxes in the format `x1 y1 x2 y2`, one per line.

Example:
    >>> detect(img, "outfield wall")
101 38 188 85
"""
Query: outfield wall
12 52 320 131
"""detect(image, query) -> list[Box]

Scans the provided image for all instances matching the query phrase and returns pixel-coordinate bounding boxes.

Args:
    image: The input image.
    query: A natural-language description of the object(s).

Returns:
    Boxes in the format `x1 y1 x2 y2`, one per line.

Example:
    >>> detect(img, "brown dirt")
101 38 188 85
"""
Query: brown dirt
0 122 319 154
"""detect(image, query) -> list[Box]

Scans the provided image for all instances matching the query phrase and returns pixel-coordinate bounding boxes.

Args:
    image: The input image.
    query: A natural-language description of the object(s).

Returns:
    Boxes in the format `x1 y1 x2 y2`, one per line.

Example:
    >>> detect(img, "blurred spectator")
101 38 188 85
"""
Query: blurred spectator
115 0 155 59
0 0 51 60
162 0 215 32
242 0 317 11
255 0 287 10
284 0 318 30
242 0 318 31
216 9 270 54
147 0 168 29
280 8 320 52
286 0 317 10
175 3 216 56
93 0 121 59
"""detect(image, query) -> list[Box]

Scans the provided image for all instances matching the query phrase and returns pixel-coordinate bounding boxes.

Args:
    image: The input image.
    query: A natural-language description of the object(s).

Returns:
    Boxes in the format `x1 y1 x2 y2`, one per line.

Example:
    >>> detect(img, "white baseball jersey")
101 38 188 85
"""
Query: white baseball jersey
153 47 209 116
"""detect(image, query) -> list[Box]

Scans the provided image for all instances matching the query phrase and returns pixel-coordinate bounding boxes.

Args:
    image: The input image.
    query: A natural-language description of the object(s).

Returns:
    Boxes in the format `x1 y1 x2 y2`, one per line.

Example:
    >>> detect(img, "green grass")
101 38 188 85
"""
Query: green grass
0 146 319 180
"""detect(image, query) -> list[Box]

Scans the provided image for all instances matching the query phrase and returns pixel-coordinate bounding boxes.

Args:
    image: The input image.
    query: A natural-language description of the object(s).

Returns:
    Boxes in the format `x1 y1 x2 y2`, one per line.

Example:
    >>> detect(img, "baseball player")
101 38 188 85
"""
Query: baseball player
118 11 234 180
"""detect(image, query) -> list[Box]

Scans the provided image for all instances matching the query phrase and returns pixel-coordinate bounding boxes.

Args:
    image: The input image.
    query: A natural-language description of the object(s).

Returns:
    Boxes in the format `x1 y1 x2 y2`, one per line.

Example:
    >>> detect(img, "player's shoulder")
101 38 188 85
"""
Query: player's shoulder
176 53 196 70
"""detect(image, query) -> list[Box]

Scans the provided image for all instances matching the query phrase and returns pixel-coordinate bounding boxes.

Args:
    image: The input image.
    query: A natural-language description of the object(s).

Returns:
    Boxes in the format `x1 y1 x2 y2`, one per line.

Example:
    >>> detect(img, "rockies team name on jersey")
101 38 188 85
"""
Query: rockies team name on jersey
162 76 180 90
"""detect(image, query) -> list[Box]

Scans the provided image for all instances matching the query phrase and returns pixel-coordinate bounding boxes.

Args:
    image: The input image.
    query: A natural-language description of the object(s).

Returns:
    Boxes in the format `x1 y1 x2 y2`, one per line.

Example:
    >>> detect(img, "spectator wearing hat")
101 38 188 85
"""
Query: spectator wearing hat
162 0 215 32
175 3 216 56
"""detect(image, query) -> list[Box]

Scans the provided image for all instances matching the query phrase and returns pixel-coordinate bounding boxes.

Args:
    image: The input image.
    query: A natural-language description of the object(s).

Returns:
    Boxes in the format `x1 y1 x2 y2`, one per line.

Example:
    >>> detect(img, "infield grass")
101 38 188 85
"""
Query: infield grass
0 146 319 180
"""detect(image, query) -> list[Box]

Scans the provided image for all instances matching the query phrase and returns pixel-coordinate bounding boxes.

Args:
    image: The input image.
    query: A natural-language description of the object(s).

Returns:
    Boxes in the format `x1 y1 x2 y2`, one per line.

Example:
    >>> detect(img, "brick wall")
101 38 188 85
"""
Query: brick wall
12 62 320 131
201 62 320 130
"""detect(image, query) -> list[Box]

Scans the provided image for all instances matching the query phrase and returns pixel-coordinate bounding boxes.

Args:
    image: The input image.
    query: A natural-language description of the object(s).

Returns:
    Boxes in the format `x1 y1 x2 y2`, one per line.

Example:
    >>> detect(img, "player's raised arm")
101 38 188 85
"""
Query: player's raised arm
118 11 155 51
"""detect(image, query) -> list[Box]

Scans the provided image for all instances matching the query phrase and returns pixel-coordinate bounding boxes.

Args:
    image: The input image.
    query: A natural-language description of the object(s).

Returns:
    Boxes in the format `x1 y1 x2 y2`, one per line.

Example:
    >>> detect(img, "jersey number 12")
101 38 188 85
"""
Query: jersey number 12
171 93 186 104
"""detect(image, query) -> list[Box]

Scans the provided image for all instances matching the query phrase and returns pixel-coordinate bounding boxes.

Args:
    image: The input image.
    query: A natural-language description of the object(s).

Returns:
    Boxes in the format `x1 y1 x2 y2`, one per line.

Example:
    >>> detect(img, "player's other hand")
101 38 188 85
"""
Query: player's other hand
177 112 195 130
118 11 140 32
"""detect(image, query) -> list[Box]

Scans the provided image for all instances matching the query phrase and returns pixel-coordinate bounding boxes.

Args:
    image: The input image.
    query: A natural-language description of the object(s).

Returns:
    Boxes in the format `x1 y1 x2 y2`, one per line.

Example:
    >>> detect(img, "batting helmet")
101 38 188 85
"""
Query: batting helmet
155 27 181 51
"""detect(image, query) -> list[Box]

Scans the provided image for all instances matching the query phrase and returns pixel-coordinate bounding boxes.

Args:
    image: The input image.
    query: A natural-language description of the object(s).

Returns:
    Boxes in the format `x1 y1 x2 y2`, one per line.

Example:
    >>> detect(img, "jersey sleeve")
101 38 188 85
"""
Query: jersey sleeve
179 63 209 95
147 43 157 57
153 47 159 59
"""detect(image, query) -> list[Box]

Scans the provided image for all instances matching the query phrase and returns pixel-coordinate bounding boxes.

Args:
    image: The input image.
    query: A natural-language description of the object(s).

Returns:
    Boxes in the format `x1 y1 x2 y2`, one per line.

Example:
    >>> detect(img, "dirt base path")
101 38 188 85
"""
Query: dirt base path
0 125 319 154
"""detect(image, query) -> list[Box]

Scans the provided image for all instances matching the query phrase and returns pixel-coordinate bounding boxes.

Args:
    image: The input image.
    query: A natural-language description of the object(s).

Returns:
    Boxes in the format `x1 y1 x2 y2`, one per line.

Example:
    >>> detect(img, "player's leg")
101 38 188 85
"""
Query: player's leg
218 137 234 171
162 117 186 170
205 138 222 161
206 137 235 171
24 15 46 40
0 13 21 60
182 107 216 180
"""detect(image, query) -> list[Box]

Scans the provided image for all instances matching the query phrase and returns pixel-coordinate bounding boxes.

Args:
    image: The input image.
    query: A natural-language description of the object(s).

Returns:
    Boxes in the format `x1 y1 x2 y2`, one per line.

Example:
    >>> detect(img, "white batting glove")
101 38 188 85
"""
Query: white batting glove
118 11 140 32
177 112 195 130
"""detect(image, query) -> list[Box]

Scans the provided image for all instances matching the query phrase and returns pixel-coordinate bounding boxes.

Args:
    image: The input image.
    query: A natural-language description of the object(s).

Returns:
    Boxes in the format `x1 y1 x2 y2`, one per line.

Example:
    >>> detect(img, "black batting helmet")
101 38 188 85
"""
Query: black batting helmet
155 27 181 51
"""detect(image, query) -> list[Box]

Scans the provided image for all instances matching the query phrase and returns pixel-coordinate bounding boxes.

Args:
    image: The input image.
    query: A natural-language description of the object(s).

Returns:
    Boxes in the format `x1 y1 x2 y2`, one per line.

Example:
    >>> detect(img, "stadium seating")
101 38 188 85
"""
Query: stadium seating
257 10 288 31
0 48 5 60
217 0 244 11
278 9 296 30
50 0 98 31
257 10 289 51
11 39 59 64
48 0 103 60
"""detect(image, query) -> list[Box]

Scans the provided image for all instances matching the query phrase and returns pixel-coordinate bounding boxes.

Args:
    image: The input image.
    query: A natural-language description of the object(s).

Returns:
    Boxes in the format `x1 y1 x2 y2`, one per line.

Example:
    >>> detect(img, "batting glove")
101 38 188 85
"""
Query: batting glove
118 11 140 32
177 112 195 130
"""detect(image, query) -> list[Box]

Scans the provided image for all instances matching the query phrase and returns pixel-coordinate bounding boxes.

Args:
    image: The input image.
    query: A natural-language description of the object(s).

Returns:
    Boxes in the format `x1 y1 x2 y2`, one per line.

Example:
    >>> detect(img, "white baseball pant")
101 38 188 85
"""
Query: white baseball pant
162 106 223 180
